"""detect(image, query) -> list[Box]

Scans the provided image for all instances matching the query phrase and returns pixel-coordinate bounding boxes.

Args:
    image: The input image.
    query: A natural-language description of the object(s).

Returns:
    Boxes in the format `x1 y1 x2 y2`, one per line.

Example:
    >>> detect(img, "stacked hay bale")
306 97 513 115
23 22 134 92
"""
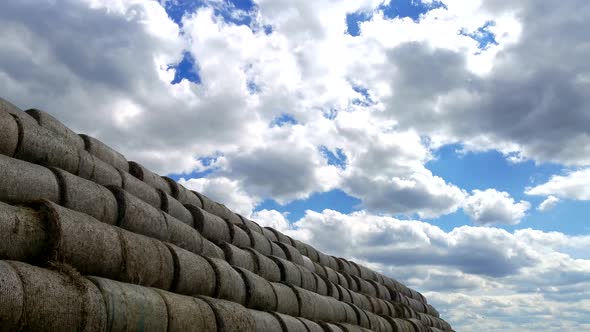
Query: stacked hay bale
0 97 454 332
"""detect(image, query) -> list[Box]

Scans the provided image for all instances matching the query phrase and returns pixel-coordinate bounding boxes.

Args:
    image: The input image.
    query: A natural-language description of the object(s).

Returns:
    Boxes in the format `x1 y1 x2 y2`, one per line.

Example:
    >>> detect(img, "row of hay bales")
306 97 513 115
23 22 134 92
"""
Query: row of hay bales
0 97 452 331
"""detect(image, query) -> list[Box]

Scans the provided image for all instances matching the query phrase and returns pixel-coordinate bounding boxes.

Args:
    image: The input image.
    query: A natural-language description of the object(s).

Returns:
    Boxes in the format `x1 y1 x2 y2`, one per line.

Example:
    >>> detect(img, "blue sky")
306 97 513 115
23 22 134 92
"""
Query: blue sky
2 0 590 330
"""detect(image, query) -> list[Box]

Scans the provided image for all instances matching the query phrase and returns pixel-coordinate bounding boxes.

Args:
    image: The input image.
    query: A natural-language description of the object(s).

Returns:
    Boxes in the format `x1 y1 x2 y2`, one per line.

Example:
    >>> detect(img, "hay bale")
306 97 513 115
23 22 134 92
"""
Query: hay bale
304 243 320 262
235 267 277 311
109 187 169 241
272 312 308 332
425 303 440 318
318 251 330 267
9 261 106 332
162 178 202 207
167 244 216 297
239 214 264 233
206 257 247 305
202 238 225 259
271 241 288 259
327 296 347 322
199 296 256 332
51 168 118 225
326 279 340 299
222 243 257 272
325 266 339 284
368 280 390 301
292 239 307 255
270 282 300 316
0 97 37 125
327 256 340 271
160 190 193 226
156 290 217 331
243 225 272 255
406 296 427 314
303 256 316 273
337 272 350 289
348 261 362 277
189 205 231 244
365 311 390 332
342 303 358 324
355 276 378 297
0 154 60 204
350 292 372 312
119 230 174 289
89 276 167 331
314 263 328 278
230 222 251 248
298 265 317 292
39 201 123 280
335 323 374 332
345 274 359 292
271 256 303 287
346 303 371 329
163 212 204 255
319 322 346 332
0 202 48 263
193 191 242 225
80 134 129 172
0 261 25 330
336 284 352 303
119 169 162 209
369 297 389 315
0 108 19 157
246 248 281 282
391 303 417 319
314 273 329 296
265 227 290 245
262 227 278 242
250 310 282 332
406 318 430 332
77 150 123 187
25 108 85 150
276 241 305 266
298 318 325 332
128 161 172 194
292 286 336 322
336 258 352 275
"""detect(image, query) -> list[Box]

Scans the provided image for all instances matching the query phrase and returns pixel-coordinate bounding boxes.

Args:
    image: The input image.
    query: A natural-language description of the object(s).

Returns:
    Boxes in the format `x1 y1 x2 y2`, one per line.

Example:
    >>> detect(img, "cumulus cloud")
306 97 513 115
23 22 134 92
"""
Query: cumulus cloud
537 195 560 211
463 189 531 225
526 169 590 200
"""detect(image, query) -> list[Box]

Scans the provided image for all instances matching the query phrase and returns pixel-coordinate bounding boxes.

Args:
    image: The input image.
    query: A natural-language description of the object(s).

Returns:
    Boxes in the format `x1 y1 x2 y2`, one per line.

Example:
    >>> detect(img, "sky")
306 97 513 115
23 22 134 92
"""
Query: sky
1 0 589 330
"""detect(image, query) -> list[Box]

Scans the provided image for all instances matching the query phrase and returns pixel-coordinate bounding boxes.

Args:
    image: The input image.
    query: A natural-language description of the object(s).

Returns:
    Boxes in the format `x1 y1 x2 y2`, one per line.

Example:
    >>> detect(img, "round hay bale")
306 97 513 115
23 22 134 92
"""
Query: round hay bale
318 251 330 267
51 168 118 225
193 191 242 225
391 303 417 319
336 258 352 275
162 178 201 207
383 301 396 317
0 202 48 263
230 222 252 248
348 261 362 277
350 292 372 312
119 230 174 289
342 302 358 324
345 274 359 292
0 260 25 330
298 265 317 292
89 276 167 331
314 263 328 278
9 261 107 332
337 272 350 289
265 227 290 245
163 212 204 254
276 241 305 266
318 322 346 332
271 241 288 259
235 267 277 311
25 108 85 150
325 266 339 284
292 286 336 322
326 296 346 322
271 256 303 287
0 154 60 204
365 311 389 332
247 248 281 282
167 244 216 297
77 150 123 187
80 134 129 172
0 108 19 157
368 280 390 301
128 161 172 194
356 276 378 298
13 115 80 174
346 303 371 329
335 323 374 332
272 312 309 332
109 186 169 241
299 318 325 332
206 257 247 305
406 318 430 332
119 169 161 209
159 190 193 226
270 282 300 316
382 317 415 332
369 297 389 315
425 304 440 318
408 288 425 304
1 97 37 125
202 238 225 259
303 256 316 272
199 296 256 332
336 284 352 303
239 214 264 233
326 279 340 299
406 296 427 314
243 225 272 255
304 243 320 262
222 243 257 272
327 256 340 271
39 201 123 280
262 227 278 242
314 273 329 296
156 289 218 331
292 239 307 254
189 205 231 244
251 310 282 331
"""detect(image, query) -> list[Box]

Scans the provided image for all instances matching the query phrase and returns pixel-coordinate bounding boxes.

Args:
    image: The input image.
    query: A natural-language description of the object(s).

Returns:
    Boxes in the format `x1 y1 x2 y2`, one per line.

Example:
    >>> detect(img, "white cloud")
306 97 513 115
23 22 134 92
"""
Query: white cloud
250 209 291 233
526 169 590 200
463 189 530 225
538 195 560 211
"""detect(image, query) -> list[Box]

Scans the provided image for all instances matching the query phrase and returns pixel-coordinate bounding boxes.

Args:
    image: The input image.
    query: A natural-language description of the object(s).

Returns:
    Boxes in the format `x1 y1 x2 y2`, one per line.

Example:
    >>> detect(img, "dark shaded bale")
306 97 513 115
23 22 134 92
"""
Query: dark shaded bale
325 266 339 284
319 322 346 332
235 267 278 311
163 212 204 255
383 277 413 299
314 273 329 296
336 284 352 303
262 226 279 241
239 214 264 233
222 243 257 272
272 312 308 332
350 291 372 312
230 222 251 248
89 276 167 331
270 282 300 316
51 168 118 225
246 247 281 282
326 279 340 299
77 150 123 187
202 238 225 259
0 108 19 157
189 205 231 244
39 201 123 280
335 323 374 332
391 303 417 319
303 256 316 272
80 134 129 172
366 311 390 332
345 273 360 293
8 261 107 332
304 243 320 262
368 280 391 301
0 260 25 330
271 241 288 259
0 202 48 263
276 241 305 266
0 97 37 125
327 256 340 271
0 154 60 204
120 230 175 289
314 263 328 278
382 317 415 332
199 296 256 332
13 114 79 174
298 265 317 292
271 256 303 287
119 169 161 209
384 301 396 317
406 319 430 332
336 258 352 275
337 272 350 289
109 187 169 240
342 303 358 324
250 310 282 331
346 303 371 329
167 244 216 297
348 261 362 277
160 180 202 207
406 296 427 314
25 108 85 150
161 194 195 228
206 257 247 305
408 288 426 304
298 318 324 332
243 224 273 255
355 276 378 298
425 304 440 318
369 297 389 315
128 161 171 194
156 290 218 332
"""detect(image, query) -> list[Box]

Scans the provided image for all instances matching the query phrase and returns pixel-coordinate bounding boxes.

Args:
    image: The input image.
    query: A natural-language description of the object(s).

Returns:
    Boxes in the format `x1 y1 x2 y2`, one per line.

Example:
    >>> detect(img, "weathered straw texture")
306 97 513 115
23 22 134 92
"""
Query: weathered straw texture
160 190 193 226
229 221 252 248
128 161 172 194
0 202 47 263
163 212 204 255
235 267 278 311
0 108 19 157
271 282 300 316
190 205 231 244
298 317 325 332
195 191 243 225
206 257 247 305
163 177 202 207
156 289 218 331
0 154 60 204
25 108 85 150
246 247 281 282
199 296 256 332
167 244 216 297
250 310 283 331
77 150 123 187
119 169 162 209
0 97 38 125
222 242 257 272
80 134 129 172
272 312 308 332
